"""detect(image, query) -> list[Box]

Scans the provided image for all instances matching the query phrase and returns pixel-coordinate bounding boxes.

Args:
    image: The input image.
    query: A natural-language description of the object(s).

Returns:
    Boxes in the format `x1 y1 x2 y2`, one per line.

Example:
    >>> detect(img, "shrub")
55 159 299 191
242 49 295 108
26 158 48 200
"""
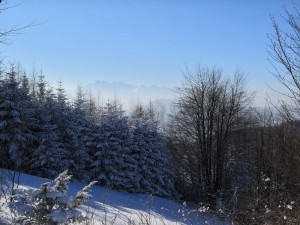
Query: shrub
9 170 97 225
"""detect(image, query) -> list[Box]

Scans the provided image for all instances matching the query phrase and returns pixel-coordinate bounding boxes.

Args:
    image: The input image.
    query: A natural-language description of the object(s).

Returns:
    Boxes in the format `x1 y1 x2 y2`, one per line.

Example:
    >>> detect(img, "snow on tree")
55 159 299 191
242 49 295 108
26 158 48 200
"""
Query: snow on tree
67 108 91 181
41 81 79 179
9 170 97 225
69 86 93 181
129 103 177 198
88 100 140 192
0 67 37 170
0 65 177 198
36 72 47 102
29 82 70 178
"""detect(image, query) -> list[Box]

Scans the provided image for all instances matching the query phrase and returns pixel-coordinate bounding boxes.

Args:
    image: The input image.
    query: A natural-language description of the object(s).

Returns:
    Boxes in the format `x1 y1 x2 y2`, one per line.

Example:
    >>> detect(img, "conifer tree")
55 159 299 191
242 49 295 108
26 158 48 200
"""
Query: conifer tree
130 103 176 197
89 100 140 192
30 80 70 178
0 67 35 169
9 170 97 225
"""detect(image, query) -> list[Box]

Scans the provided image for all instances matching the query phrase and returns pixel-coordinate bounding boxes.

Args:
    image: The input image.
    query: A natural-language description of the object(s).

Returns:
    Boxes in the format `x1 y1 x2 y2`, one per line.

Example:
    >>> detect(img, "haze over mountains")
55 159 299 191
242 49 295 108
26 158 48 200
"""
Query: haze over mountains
84 80 174 110
65 80 279 112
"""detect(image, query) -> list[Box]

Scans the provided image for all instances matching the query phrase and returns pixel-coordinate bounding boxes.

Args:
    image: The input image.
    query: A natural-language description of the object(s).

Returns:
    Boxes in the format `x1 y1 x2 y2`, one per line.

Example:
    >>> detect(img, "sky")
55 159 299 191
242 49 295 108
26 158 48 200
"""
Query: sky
0 0 295 106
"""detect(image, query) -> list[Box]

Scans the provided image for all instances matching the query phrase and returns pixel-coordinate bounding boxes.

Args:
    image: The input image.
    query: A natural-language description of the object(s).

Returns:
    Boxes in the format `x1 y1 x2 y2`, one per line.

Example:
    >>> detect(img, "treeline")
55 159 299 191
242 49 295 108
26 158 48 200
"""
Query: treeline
166 67 300 224
0 65 176 198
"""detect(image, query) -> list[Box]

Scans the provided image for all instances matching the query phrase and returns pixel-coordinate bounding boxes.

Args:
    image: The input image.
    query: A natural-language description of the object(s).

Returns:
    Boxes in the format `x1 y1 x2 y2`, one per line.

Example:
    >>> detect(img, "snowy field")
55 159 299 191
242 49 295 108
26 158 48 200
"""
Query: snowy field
0 170 228 225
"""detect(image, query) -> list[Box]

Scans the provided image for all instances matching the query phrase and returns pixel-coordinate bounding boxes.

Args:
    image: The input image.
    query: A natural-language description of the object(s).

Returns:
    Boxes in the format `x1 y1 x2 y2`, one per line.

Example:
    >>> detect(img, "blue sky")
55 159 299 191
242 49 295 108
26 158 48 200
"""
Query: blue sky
0 0 293 105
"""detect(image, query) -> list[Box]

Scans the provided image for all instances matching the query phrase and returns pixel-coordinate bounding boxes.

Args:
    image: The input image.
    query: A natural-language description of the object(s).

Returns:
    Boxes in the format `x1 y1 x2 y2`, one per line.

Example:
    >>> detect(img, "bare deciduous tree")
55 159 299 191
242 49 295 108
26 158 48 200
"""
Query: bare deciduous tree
268 2 300 193
268 4 300 119
0 0 34 47
167 65 253 204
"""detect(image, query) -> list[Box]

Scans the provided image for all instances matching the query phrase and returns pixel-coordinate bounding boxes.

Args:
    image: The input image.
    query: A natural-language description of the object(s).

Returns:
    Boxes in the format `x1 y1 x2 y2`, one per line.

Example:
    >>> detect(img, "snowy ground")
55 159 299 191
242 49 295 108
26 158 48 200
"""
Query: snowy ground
0 169 228 225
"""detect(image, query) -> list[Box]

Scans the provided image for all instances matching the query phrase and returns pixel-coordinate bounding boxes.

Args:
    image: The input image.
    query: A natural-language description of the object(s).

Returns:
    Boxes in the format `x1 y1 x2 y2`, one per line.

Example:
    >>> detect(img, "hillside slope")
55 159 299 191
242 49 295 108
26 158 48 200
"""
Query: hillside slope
0 170 228 225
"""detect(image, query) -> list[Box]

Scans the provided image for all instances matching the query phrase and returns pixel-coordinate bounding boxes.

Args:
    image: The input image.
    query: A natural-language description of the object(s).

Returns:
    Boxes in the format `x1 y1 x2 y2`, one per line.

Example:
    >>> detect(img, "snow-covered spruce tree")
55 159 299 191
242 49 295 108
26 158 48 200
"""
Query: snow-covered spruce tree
55 83 77 177
69 86 93 181
129 103 176 198
88 100 140 192
45 81 86 180
28 77 90 180
9 170 97 225
29 77 70 178
18 72 39 166
0 67 37 170
55 83 92 181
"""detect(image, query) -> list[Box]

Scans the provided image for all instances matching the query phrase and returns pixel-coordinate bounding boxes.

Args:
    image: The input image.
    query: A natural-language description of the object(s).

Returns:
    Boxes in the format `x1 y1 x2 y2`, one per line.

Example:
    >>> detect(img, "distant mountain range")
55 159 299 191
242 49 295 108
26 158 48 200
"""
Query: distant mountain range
84 81 175 110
